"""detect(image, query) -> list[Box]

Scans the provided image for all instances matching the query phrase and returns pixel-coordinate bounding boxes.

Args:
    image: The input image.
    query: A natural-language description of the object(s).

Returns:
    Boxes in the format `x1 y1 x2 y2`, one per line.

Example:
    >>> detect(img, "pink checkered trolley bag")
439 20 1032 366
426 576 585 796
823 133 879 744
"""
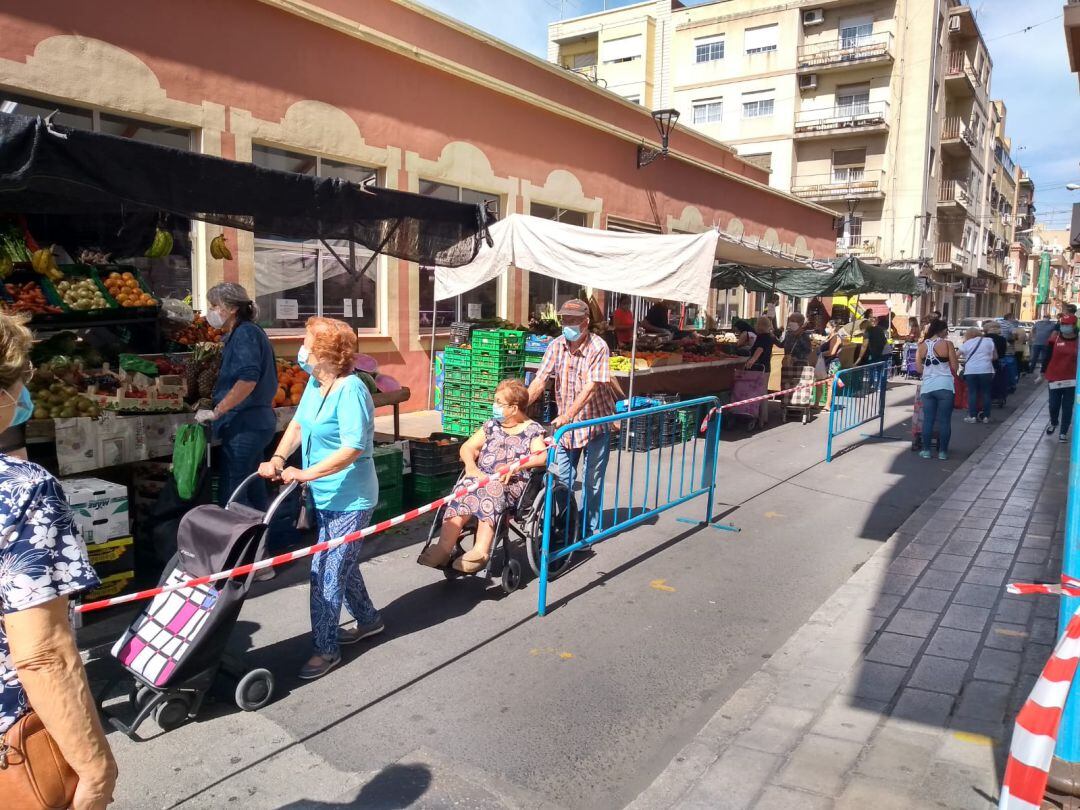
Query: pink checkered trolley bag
108 475 295 739
727 368 770 430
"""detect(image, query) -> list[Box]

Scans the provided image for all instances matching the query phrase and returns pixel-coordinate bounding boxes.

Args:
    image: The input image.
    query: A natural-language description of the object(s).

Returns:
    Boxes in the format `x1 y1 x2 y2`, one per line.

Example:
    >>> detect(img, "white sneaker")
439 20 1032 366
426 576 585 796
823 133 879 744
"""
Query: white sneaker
979 416 991 424
963 416 977 424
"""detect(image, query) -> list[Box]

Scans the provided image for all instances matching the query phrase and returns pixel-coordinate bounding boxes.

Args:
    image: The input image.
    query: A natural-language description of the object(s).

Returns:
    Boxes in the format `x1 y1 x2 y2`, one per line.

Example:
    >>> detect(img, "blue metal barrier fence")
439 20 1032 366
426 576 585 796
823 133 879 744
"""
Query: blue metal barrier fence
825 361 889 462
536 396 727 616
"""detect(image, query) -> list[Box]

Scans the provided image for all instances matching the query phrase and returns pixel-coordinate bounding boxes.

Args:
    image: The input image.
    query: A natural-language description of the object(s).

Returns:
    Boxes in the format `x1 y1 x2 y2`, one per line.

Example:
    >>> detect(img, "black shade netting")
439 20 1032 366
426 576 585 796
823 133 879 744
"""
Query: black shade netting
0 113 491 267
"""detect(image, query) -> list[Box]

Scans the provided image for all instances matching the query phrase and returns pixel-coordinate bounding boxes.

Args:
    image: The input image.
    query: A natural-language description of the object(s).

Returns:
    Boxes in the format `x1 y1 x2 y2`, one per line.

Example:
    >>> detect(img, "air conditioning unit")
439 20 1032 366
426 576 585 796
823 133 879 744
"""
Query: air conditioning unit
803 8 825 26
798 73 819 91
948 15 961 32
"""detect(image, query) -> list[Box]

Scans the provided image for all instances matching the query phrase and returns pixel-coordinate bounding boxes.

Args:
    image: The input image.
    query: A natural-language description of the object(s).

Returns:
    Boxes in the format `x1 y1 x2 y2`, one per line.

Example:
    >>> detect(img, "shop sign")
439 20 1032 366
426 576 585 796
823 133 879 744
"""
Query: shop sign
969 278 989 294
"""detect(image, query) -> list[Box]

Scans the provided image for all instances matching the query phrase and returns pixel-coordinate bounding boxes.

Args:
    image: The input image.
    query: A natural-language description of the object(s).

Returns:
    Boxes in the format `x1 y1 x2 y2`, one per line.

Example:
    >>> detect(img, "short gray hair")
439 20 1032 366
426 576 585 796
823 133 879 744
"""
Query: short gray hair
207 282 258 320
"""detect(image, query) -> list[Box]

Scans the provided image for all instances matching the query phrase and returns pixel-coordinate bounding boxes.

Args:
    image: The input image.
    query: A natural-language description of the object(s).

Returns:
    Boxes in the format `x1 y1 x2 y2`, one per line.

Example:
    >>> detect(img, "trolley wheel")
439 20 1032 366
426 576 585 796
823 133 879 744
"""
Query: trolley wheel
153 696 190 731
802 410 809 425
234 668 274 711
128 683 155 712
501 559 522 594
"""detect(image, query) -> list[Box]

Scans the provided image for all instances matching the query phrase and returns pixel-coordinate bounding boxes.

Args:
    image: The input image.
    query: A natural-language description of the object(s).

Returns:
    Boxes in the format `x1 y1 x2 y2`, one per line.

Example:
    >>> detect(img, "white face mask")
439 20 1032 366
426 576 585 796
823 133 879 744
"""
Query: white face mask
206 308 226 329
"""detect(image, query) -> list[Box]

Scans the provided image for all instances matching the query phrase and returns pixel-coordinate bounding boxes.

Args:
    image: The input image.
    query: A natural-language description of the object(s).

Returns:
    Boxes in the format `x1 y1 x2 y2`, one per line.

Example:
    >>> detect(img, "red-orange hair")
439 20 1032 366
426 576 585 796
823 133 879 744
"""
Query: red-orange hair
306 317 358 377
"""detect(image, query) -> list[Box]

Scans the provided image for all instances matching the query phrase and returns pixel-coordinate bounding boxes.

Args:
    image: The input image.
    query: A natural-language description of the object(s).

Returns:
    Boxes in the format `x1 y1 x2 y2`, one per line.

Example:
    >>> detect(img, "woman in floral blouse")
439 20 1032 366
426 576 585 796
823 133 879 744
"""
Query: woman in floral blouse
0 313 116 809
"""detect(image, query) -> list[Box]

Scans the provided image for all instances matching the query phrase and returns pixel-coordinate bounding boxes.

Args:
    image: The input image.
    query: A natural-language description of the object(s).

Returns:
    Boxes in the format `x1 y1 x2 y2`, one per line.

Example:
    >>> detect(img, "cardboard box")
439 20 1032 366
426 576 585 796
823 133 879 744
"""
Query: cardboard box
82 569 135 602
63 477 130 543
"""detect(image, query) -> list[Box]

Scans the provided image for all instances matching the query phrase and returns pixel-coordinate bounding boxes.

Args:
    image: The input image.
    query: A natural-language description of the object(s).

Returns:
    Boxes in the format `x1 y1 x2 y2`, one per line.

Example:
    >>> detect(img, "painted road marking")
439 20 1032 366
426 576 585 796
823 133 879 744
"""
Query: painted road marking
952 732 995 746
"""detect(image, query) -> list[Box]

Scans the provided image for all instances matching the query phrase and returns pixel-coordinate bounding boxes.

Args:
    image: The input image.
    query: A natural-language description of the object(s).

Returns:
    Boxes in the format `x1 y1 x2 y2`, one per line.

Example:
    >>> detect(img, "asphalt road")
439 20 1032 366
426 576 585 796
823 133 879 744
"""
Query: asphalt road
82 376 1035 809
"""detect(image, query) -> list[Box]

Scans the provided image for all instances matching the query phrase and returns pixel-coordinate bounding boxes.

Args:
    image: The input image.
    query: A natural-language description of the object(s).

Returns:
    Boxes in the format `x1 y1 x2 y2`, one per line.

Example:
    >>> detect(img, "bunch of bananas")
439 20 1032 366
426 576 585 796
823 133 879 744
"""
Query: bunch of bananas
30 247 63 282
209 234 233 261
145 228 173 259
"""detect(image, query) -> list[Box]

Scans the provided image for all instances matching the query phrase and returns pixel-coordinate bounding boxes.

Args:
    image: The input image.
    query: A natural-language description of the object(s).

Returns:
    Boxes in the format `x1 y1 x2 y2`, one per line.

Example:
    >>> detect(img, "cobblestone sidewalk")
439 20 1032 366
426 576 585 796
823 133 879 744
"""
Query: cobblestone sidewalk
630 386 1065 810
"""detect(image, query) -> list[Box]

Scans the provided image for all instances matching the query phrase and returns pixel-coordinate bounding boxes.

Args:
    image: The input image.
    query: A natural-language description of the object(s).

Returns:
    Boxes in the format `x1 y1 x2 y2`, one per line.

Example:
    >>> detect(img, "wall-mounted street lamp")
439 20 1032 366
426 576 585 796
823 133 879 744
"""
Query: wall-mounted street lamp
636 108 681 169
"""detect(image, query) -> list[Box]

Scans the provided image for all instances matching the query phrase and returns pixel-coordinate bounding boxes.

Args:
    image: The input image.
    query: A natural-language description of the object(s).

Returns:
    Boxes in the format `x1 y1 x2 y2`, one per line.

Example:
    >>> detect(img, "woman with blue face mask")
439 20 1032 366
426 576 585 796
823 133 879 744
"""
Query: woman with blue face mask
0 385 35 460
194 283 277 523
417 379 548 573
1041 314 1079 442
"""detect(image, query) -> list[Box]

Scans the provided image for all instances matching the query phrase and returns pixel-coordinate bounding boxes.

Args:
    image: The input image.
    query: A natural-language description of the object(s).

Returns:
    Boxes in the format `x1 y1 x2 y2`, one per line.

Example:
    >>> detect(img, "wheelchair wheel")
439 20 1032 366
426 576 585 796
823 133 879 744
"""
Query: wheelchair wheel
501 559 522 594
525 480 578 580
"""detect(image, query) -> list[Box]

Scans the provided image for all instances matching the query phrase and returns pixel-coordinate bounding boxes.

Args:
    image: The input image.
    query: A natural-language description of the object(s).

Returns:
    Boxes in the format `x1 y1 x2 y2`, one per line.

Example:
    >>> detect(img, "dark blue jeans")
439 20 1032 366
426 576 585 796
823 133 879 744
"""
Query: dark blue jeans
1049 386 1076 435
1031 344 1049 370
921 389 955 453
964 373 993 419
217 421 276 509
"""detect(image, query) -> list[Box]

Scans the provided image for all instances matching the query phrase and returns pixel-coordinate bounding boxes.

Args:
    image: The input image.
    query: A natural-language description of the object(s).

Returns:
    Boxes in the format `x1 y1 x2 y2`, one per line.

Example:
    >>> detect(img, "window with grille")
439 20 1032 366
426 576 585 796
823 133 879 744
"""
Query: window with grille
839 19 873 48
692 98 723 124
831 148 866 184
695 35 725 63
836 84 871 116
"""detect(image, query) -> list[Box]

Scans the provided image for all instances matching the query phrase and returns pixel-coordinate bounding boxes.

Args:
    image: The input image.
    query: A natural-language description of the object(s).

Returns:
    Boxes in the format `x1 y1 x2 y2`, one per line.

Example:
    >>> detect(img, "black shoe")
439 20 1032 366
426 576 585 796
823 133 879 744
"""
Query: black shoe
1047 423 1058 435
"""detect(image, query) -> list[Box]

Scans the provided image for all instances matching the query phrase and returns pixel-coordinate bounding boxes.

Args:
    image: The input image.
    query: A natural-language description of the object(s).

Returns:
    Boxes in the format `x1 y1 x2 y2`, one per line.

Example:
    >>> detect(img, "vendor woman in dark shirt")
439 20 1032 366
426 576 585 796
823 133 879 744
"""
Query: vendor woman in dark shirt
857 315 889 366
745 315 778 372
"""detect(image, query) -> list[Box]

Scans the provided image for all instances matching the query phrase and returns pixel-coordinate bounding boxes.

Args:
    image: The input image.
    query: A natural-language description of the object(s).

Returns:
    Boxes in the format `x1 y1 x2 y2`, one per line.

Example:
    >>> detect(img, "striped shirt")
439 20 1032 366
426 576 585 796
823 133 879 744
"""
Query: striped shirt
536 333 616 448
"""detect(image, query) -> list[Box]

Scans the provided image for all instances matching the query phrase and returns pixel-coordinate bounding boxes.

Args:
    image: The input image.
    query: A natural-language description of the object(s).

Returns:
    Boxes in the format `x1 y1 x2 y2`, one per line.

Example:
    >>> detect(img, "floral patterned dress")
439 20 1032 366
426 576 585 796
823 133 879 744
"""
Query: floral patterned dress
444 419 545 526
0 456 97 735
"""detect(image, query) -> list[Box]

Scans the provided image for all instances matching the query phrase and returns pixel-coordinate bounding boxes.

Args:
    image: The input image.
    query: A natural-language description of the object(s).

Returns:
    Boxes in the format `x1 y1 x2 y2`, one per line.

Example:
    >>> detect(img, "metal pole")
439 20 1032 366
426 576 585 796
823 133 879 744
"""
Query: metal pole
625 295 640 450
878 362 887 437
426 285 438 410
826 371 840 462
1055 350 1080 762
537 455 557 617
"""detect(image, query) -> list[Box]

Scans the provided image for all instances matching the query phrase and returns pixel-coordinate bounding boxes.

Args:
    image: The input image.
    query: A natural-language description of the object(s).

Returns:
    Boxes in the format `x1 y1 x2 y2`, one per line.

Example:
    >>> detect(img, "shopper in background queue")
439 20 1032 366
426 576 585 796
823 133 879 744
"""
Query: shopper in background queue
1041 314 1079 443
819 319 845 378
0 313 117 810
857 315 889 366
1013 324 1030 374
781 312 812 365
916 319 958 460
732 318 757 356
259 317 382 680
960 326 996 425
528 299 616 538
612 296 636 346
907 316 921 341
418 379 547 572
745 315 778 373
196 283 277 504
1031 314 1055 378
983 320 1009 404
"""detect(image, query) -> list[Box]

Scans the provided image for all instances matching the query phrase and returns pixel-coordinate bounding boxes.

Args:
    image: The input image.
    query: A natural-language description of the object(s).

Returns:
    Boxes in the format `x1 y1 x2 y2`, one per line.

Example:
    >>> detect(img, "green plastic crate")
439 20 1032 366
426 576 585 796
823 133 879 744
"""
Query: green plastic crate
468 384 497 403
472 367 520 388
372 445 403 486
411 470 464 505
471 329 525 352
472 348 523 371
443 366 471 385
443 346 472 368
372 489 404 523
441 414 474 437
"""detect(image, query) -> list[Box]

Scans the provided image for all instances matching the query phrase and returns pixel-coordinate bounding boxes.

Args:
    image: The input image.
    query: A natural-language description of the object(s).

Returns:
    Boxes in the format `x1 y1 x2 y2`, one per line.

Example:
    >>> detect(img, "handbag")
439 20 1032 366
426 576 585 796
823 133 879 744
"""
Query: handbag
958 337 983 378
0 710 78 810
295 379 335 532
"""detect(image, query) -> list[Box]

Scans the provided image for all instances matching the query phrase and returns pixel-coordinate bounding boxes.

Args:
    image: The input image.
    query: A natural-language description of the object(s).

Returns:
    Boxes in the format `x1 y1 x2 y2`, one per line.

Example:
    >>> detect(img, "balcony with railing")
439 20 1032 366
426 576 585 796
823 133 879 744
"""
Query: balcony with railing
835 235 881 260
794 100 890 138
791 169 885 201
940 116 978 158
945 50 984 98
937 180 973 213
934 242 971 272
796 32 894 72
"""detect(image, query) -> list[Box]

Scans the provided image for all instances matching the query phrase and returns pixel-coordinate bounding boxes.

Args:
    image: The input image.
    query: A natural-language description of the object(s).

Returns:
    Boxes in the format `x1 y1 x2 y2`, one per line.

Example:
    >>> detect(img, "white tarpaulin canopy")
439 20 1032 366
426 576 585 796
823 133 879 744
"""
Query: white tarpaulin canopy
434 214 719 307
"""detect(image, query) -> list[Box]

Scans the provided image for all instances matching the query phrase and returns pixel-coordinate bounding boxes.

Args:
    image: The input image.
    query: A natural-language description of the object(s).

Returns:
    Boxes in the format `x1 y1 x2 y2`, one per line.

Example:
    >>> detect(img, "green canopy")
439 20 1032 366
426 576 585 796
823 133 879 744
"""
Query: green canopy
712 256 920 297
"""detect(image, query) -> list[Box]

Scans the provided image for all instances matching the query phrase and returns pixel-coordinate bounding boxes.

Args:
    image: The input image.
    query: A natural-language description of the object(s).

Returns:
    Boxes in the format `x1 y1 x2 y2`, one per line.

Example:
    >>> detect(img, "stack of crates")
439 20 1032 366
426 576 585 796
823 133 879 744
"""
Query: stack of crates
408 435 464 507
371 444 404 523
440 329 526 437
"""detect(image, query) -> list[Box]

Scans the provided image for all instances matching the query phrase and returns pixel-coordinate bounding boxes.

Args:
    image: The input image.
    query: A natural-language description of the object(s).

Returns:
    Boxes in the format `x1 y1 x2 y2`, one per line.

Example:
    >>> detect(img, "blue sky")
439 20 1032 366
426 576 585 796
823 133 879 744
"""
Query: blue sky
418 0 1078 230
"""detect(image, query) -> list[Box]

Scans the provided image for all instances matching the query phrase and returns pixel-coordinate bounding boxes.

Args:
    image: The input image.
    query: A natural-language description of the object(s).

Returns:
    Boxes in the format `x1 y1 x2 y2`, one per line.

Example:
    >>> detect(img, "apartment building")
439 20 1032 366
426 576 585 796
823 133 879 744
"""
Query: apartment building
1013 171 1038 319
549 0 1009 321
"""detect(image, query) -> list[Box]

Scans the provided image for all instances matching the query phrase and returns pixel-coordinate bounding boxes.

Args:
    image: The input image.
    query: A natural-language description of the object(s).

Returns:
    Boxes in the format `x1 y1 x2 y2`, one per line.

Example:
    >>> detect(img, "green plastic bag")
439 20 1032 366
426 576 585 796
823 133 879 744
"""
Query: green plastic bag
173 424 207 500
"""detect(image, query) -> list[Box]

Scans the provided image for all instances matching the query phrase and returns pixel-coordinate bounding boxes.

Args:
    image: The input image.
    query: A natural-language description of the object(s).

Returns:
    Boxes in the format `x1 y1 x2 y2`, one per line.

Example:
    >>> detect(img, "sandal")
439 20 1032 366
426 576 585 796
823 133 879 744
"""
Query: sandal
417 545 453 569
452 548 491 574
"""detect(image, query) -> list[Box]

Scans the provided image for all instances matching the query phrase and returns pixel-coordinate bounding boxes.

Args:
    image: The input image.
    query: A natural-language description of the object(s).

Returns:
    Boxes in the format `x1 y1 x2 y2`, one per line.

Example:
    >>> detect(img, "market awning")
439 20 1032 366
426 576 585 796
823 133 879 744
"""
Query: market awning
434 214 719 307
711 256 920 297
0 113 490 267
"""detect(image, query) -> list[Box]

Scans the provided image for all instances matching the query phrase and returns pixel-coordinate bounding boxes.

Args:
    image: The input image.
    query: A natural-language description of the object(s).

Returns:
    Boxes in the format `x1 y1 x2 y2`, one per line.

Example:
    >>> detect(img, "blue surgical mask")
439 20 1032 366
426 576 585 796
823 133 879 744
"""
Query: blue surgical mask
1063 326 1076 338
562 325 582 342
492 403 506 422
297 345 314 373
11 386 32 426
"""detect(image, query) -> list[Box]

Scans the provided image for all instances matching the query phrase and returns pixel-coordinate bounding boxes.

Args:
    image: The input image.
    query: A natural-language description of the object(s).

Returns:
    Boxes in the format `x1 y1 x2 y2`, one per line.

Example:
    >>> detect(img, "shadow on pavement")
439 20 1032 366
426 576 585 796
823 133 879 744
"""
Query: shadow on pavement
279 763 433 809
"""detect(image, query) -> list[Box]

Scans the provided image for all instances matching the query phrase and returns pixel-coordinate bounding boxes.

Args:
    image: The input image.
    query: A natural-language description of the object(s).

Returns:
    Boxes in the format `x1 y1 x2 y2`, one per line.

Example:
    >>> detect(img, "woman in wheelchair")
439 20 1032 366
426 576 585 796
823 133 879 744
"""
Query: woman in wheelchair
418 379 547 573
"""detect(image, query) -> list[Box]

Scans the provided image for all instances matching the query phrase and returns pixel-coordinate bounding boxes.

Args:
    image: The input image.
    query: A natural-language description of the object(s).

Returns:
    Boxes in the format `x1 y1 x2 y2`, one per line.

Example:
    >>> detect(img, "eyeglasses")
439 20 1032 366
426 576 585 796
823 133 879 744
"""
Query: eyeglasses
22 362 34 384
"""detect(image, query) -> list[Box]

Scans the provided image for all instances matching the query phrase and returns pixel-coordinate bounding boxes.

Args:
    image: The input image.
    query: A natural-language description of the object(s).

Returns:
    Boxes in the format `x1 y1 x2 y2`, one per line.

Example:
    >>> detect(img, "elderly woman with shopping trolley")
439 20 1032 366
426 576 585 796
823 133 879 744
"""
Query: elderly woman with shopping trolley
258 317 383 680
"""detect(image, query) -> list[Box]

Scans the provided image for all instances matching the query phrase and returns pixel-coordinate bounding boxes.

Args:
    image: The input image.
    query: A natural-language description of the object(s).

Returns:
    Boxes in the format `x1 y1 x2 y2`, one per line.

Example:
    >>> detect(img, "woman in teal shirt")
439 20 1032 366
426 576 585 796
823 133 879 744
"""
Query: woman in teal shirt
259 317 382 680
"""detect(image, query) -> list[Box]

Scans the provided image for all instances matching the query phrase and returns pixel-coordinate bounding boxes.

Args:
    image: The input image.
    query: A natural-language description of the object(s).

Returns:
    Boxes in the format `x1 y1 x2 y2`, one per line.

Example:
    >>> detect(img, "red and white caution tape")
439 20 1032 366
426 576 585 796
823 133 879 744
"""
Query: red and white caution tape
75 442 552 614
999 574 1080 808
1000 603 1080 809
699 376 836 433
